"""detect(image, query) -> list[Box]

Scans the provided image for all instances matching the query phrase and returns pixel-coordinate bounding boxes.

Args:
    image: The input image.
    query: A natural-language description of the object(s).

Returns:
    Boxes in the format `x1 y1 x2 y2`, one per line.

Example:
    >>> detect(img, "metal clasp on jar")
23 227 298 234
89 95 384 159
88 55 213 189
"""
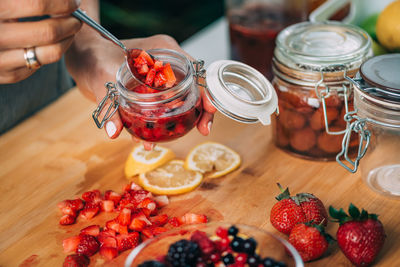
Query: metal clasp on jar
92 82 120 128
314 64 352 136
336 76 400 172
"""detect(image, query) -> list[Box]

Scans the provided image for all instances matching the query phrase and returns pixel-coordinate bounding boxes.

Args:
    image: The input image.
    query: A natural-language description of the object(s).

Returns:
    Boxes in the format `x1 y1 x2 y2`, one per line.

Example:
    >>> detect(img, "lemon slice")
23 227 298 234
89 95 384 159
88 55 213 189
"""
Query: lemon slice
124 145 175 179
185 142 241 178
138 160 203 195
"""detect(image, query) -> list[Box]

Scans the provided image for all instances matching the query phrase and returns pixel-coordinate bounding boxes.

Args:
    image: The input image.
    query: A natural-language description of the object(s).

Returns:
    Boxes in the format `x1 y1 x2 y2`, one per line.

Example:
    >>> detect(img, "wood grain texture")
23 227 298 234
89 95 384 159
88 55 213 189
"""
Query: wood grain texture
0 88 399 266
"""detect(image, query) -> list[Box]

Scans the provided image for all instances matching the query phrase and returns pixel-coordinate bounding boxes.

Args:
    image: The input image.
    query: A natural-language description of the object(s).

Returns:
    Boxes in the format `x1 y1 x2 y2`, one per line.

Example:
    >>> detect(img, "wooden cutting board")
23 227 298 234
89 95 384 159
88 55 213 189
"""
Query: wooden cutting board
0 88 399 267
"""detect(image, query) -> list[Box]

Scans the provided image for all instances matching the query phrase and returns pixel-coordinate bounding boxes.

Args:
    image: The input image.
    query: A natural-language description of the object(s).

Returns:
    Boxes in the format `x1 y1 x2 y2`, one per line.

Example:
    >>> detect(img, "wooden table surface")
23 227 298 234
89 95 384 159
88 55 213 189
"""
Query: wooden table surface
0 87 399 267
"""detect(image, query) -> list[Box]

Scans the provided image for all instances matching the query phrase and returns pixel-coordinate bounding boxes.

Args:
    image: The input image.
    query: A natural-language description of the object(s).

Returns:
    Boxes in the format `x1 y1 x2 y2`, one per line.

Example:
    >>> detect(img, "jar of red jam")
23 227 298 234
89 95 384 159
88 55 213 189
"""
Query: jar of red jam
93 49 279 142
272 21 372 161
337 54 400 197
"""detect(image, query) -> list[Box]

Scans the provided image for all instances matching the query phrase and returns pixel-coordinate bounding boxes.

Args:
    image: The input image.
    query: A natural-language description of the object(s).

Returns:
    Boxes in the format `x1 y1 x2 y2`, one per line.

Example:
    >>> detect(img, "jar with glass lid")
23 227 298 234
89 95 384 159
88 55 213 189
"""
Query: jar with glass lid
93 49 279 143
272 21 372 161
337 54 400 197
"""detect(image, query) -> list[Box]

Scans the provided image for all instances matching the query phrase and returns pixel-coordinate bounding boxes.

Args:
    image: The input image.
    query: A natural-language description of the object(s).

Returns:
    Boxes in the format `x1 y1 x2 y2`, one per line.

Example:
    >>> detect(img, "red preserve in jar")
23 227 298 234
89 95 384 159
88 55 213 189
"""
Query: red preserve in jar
94 49 202 142
93 49 279 143
272 21 372 161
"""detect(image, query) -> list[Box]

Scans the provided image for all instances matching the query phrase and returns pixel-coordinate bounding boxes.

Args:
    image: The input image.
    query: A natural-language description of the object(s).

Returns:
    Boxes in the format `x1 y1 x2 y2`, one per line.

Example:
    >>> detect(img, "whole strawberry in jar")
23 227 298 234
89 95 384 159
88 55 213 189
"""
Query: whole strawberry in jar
272 21 372 161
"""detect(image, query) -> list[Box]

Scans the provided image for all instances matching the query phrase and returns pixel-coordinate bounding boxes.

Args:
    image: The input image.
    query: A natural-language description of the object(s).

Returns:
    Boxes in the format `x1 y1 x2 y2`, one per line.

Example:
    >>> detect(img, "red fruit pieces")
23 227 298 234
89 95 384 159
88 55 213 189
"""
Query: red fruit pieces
168 217 181 227
152 195 169 207
163 63 176 88
149 214 168 226
116 232 140 252
141 226 168 239
118 208 132 226
60 214 76 225
101 200 114 212
79 206 99 220
154 71 167 88
288 223 331 262
58 199 84 213
137 197 157 211
81 190 102 204
145 68 157 86
76 234 100 257
63 254 90 267
215 226 228 238
180 213 208 225
80 225 100 237
63 236 81 253
190 230 216 257
138 50 154 66
104 190 122 205
99 246 118 260
129 218 148 232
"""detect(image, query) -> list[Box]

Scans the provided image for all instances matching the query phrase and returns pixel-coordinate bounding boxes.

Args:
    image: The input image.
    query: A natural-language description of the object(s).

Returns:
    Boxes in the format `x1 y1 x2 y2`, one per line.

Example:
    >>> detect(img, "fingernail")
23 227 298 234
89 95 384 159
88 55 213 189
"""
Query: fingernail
207 121 213 133
106 121 117 138
75 0 81 6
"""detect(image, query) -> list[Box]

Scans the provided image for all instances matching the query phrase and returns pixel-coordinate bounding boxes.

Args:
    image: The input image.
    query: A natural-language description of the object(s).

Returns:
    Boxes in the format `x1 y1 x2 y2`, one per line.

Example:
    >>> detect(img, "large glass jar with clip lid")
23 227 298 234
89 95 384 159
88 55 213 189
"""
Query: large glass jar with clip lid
337 54 400 197
272 21 372 161
93 49 279 143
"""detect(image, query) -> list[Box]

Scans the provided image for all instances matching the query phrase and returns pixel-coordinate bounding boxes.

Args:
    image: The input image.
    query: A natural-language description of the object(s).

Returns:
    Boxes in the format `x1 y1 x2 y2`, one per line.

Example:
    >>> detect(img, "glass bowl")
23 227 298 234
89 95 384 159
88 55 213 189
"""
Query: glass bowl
124 222 304 267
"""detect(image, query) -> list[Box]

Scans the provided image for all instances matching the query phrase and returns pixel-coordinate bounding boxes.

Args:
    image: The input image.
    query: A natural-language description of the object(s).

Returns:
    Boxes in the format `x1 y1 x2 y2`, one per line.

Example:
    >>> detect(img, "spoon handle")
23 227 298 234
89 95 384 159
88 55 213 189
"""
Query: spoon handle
72 8 127 53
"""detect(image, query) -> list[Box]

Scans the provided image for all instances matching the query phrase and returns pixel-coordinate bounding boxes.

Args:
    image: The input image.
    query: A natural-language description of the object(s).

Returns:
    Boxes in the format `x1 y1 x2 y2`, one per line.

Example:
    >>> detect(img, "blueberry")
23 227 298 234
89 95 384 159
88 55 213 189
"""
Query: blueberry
146 122 154 129
230 236 244 252
222 253 235 266
227 225 239 236
261 257 275 267
166 121 176 131
242 237 257 254
247 254 260 267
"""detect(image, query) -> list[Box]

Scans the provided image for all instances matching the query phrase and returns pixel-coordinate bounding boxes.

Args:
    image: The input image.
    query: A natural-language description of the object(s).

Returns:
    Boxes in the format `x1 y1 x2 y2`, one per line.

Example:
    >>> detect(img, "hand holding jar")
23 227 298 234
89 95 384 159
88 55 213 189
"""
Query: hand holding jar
66 34 216 149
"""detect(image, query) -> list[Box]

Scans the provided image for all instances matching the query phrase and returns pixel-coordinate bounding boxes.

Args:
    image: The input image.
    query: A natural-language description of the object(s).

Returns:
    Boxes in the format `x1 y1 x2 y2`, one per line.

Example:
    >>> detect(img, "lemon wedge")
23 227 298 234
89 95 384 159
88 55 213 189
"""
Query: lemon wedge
138 160 203 195
124 145 175 179
185 142 241 178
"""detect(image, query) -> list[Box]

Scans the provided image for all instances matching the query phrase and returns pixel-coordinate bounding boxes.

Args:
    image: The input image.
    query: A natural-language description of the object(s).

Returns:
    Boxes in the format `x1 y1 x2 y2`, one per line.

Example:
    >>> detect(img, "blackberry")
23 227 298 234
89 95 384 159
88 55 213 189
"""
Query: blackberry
166 121 176 131
242 237 257 254
230 236 244 252
261 257 275 267
146 122 155 129
138 260 166 267
167 239 201 267
222 253 235 265
227 225 239 237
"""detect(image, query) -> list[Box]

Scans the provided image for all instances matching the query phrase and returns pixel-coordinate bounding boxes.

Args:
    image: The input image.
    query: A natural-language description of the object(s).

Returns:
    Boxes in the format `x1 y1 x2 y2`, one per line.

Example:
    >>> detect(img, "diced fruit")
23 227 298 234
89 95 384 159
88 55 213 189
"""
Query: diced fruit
80 225 100 237
60 214 76 225
137 198 157 212
62 236 81 253
152 195 169 207
101 200 114 212
118 208 132 226
153 60 163 70
154 72 167 88
129 218 148 231
141 226 168 239
104 190 122 205
139 50 154 66
105 219 120 232
116 232 140 252
145 68 157 86
149 214 169 226
63 254 90 267
60 206 77 217
80 206 100 220
82 190 102 204
181 213 208 225
98 236 117 248
138 64 149 75
76 234 100 257
99 246 118 260
168 217 181 227
163 63 176 88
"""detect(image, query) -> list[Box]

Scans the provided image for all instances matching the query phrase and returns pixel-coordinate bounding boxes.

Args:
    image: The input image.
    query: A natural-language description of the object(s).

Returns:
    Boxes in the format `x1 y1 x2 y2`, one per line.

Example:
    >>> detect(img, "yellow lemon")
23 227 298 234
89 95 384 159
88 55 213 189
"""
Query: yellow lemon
124 145 175 179
138 160 203 195
376 0 400 51
185 142 241 178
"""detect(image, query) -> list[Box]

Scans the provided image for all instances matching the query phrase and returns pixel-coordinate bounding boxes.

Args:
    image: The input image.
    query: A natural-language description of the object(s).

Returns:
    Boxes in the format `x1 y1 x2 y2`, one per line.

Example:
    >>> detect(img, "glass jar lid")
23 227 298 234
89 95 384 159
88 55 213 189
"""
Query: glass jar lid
275 21 371 73
204 60 278 125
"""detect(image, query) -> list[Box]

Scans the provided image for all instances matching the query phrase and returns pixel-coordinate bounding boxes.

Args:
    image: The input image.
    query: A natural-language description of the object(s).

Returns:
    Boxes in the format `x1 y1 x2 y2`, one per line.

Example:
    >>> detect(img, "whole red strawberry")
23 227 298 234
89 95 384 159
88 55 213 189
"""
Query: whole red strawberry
288 222 333 262
270 184 328 234
329 203 386 266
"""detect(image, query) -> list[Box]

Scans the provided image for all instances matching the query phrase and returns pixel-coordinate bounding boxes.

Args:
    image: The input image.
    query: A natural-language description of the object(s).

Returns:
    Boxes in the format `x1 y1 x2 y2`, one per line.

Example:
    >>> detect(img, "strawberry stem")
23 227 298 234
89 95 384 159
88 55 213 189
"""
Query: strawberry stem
275 183 291 201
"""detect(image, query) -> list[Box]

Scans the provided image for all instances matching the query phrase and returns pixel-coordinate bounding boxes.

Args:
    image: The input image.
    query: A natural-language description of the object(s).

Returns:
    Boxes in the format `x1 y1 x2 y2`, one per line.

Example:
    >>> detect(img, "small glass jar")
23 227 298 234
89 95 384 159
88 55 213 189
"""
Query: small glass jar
272 21 372 161
93 49 279 142
337 54 400 197
94 49 202 143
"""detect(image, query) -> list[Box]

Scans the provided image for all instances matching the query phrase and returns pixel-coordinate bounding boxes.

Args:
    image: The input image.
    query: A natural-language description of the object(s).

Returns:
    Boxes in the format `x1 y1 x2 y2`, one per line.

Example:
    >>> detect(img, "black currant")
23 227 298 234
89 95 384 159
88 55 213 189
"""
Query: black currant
227 225 239 236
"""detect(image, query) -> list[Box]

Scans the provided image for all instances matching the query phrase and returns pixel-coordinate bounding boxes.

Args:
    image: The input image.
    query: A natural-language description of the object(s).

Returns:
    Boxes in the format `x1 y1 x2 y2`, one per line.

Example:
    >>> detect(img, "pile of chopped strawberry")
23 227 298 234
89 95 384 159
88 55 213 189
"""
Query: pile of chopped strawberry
59 182 207 266
128 50 177 90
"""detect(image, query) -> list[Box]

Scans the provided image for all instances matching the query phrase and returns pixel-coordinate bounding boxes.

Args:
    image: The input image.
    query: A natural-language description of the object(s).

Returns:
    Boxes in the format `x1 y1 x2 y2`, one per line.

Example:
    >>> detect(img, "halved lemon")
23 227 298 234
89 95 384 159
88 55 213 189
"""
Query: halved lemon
185 142 241 178
138 160 203 195
124 145 175 179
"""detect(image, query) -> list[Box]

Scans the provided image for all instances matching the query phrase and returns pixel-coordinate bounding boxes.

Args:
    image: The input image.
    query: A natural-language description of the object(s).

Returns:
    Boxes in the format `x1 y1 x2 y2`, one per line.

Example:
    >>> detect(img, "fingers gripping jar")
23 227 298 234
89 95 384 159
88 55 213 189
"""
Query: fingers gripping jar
337 54 400 197
272 21 372 161
93 49 279 143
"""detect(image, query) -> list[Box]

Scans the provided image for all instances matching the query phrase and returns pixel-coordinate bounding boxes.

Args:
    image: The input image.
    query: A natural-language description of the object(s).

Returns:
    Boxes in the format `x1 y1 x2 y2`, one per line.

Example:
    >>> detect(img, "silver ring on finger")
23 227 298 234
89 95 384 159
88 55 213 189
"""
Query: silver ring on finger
24 47 41 70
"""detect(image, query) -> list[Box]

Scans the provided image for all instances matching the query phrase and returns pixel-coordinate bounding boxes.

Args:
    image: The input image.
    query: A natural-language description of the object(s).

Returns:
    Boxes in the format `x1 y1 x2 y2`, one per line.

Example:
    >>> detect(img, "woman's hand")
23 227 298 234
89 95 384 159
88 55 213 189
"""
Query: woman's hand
0 0 81 84
66 34 216 149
